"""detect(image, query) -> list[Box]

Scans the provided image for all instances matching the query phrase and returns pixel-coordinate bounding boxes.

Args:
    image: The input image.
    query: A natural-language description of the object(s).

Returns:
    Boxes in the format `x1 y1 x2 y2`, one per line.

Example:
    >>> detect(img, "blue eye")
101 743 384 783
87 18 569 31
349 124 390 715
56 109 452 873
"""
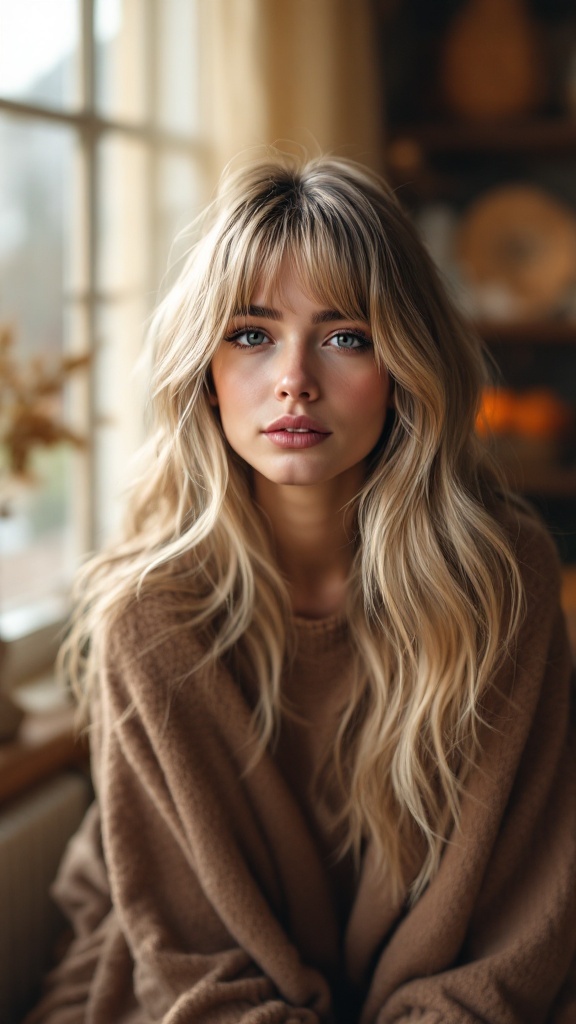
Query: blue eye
329 332 371 350
226 328 268 347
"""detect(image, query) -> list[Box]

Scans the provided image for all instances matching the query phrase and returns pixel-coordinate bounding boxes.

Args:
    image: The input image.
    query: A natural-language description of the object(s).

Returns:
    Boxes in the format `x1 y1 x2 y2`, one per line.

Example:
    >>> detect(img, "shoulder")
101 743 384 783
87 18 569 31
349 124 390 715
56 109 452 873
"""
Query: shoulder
481 501 567 701
475 505 573 763
94 587 210 702
105 587 191 646
491 502 571 704
497 499 562 606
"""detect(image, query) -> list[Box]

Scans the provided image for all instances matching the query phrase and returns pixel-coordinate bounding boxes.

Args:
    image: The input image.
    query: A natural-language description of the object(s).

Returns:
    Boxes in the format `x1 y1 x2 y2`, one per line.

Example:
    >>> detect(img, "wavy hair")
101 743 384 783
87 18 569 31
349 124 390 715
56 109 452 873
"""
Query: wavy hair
62 153 524 902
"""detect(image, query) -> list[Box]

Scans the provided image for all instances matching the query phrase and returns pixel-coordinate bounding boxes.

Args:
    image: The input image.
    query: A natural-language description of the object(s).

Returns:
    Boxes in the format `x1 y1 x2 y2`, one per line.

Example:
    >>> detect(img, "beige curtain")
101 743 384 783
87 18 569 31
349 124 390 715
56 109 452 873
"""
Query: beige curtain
201 0 385 181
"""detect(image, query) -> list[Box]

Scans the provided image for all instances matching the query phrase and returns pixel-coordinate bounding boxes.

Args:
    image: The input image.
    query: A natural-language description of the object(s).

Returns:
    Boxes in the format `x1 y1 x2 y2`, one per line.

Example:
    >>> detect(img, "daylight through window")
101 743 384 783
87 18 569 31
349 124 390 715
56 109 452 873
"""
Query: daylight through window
0 0 204 635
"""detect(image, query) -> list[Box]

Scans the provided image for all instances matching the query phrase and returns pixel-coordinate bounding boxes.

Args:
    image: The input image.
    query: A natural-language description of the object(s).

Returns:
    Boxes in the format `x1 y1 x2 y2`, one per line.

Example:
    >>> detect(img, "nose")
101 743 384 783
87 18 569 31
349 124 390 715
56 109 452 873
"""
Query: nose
273 343 320 402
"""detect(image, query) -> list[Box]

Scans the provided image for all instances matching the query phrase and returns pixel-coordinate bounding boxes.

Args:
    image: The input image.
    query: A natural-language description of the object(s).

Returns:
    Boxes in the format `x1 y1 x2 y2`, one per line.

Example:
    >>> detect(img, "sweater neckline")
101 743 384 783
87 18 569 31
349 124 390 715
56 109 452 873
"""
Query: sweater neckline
291 609 349 654
292 609 346 631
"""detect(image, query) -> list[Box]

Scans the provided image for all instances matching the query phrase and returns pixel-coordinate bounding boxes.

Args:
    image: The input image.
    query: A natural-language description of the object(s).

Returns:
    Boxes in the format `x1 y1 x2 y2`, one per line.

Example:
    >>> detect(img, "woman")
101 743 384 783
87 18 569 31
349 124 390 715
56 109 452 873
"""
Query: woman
29 155 576 1023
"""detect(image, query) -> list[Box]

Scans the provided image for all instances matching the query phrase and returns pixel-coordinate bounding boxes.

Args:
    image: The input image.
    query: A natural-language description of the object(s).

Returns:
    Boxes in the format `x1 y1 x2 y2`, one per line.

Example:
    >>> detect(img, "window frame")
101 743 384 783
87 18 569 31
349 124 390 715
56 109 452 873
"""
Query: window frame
0 0 205 679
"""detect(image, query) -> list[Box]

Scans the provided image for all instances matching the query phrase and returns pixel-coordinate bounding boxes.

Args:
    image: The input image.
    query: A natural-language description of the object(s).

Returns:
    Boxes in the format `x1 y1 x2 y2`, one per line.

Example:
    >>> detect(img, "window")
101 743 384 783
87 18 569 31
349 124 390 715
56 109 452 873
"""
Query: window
0 0 205 650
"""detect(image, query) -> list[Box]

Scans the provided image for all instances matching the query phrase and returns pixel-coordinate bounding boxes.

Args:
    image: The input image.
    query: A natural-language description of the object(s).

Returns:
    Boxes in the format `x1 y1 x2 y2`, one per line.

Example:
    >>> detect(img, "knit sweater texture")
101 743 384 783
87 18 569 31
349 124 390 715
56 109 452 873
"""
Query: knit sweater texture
26 512 576 1023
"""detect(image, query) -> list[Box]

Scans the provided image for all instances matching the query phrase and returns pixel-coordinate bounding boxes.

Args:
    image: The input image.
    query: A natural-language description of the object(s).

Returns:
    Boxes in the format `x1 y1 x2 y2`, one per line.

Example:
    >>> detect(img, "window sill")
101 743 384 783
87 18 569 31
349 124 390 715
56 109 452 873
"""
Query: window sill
0 678 87 807
0 596 67 689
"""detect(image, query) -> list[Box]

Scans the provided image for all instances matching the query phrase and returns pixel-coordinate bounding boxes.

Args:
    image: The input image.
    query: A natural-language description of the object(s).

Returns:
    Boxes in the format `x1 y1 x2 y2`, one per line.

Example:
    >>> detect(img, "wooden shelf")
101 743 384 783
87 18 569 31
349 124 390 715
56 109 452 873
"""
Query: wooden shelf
391 117 576 156
477 321 576 345
510 466 576 498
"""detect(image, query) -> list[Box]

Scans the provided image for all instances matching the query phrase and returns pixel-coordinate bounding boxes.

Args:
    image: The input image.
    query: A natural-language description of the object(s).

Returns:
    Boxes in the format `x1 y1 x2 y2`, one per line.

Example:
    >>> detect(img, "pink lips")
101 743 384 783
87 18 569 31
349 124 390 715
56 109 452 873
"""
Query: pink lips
263 415 331 449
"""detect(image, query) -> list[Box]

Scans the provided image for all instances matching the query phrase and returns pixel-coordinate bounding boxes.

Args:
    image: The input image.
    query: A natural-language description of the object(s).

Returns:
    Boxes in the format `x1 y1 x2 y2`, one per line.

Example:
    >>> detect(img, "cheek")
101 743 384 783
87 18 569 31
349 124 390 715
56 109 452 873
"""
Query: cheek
214 373 262 419
344 367 391 422
210 356 268 432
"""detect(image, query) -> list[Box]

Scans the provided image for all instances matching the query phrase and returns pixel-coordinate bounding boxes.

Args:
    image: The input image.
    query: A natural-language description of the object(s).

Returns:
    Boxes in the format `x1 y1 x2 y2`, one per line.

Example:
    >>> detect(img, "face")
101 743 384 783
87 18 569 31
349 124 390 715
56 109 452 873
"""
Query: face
210 266 391 493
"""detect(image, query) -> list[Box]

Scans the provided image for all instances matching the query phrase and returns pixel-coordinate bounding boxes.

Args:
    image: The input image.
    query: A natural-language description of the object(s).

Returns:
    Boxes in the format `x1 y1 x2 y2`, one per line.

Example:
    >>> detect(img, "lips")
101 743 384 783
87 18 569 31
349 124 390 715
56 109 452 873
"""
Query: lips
263 415 332 450
264 415 330 434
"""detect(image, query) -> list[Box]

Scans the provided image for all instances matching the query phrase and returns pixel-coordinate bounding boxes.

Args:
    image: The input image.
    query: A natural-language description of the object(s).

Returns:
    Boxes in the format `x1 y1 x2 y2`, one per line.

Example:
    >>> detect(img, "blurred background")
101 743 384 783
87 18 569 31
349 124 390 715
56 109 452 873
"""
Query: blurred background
1 0 576 659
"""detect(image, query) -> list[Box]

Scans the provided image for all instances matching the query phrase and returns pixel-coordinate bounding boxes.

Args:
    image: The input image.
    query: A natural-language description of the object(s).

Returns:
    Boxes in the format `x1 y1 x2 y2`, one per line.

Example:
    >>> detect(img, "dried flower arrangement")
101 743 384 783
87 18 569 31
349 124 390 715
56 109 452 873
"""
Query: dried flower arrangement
0 325 91 738
0 324 90 514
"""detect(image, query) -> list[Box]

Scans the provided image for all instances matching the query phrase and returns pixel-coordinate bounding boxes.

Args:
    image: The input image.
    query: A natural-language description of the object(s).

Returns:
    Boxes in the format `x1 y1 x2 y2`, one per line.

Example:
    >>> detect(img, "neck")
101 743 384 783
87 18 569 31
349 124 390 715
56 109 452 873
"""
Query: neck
254 469 363 617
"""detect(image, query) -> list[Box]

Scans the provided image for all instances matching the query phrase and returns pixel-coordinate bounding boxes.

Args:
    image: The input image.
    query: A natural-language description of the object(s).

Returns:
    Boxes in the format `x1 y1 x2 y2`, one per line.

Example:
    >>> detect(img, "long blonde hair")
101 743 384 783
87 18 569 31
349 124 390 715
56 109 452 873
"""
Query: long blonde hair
63 153 524 902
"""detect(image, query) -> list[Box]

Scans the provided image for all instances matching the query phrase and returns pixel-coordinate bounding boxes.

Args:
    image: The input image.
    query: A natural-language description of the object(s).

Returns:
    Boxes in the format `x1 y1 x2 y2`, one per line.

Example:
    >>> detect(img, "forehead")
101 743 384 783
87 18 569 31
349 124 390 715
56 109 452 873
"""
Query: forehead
233 271 360 325
250 263 329 307
238 246 370 323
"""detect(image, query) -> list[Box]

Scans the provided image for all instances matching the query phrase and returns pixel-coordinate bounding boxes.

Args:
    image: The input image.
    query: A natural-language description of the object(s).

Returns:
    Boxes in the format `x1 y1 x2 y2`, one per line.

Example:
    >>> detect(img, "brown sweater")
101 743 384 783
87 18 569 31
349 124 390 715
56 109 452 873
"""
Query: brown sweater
27 513 576 1023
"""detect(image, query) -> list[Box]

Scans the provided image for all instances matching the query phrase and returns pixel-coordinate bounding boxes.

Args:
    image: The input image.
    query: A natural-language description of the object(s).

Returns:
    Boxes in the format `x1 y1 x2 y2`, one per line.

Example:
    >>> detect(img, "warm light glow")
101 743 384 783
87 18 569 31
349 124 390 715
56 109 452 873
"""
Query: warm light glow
477 387 573 440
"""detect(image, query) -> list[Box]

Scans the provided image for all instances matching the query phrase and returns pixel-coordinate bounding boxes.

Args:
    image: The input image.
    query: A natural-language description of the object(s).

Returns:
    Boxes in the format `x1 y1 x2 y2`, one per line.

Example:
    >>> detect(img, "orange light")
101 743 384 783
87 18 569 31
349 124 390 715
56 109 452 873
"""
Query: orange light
476 387 573 440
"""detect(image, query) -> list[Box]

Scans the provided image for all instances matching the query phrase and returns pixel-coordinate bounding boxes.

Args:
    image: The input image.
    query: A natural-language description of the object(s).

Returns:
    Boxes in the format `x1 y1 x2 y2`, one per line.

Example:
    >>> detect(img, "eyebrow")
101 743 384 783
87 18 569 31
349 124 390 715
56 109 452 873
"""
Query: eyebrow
231 304 355 324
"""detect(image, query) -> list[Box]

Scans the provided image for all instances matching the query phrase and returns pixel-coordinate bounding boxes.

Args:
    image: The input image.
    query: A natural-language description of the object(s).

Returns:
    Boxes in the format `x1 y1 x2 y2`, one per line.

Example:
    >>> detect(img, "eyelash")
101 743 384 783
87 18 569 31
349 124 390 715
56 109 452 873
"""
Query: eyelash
223 326 373 352
332 328 372 351
223 327 269 350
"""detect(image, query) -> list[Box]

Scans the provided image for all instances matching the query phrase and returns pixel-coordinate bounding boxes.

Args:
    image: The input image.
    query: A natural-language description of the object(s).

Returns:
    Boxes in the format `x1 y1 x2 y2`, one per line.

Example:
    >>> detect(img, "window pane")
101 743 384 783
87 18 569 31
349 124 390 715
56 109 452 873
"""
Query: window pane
97 133 149 293
94 298 148 544
95 0 148 123
0 0 81 110
0 447 77 615
96 134 150 544
157 0 200 135
156 151 205 291
0 116 76 356
0 116 81 617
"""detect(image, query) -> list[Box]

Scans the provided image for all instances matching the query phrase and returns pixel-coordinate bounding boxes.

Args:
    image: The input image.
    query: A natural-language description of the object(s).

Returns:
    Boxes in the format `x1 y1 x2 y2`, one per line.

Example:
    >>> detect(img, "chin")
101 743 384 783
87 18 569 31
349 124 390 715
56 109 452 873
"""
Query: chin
264 471 324 487
247 458 327 487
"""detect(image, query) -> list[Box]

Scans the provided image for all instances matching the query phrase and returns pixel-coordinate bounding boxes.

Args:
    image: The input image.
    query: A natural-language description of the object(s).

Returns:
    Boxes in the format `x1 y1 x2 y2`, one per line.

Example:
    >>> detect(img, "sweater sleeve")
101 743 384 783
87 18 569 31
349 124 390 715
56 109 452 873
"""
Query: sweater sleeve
88 602 334 1024
360 516 576 1024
